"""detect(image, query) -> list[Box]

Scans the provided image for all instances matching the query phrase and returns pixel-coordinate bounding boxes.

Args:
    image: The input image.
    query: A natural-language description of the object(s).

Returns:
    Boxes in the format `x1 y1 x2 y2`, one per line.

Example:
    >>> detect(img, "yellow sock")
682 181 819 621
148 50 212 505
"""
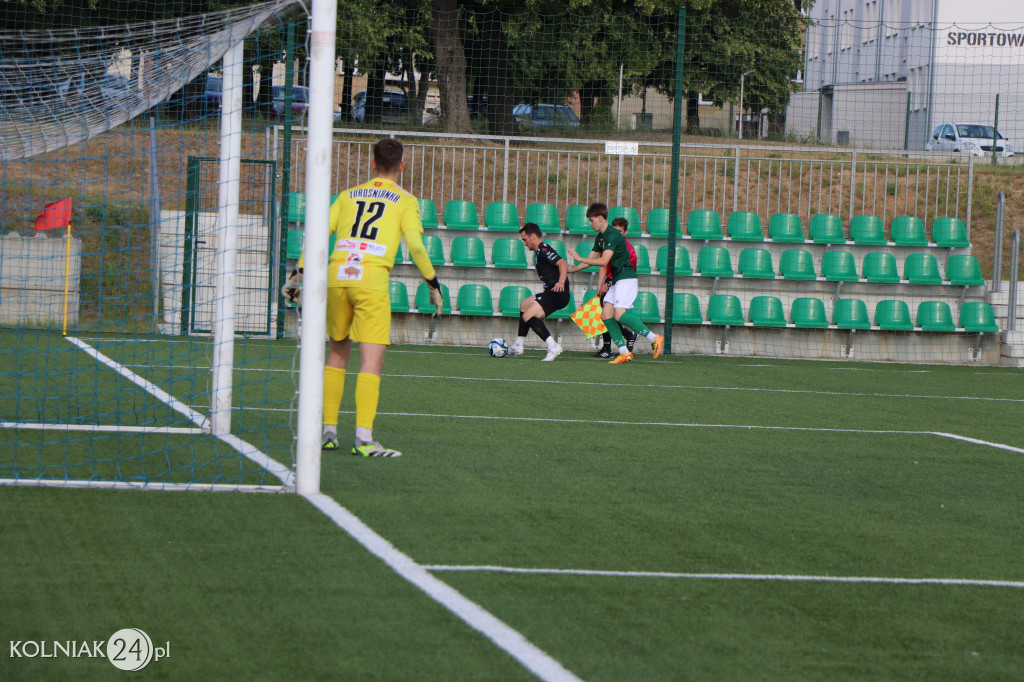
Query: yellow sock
322 366 346 427
355 373 381 431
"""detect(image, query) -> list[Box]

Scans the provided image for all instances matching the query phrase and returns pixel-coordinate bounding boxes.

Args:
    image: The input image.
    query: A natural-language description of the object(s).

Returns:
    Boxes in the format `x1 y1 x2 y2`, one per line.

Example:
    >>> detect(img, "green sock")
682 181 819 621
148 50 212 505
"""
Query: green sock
604 318 626 348
618 310 651 338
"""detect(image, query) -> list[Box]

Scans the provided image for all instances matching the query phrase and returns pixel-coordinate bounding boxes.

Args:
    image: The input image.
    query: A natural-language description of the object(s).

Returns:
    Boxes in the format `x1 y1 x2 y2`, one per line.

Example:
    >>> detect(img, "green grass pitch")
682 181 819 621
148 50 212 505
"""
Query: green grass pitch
2 335 1022 680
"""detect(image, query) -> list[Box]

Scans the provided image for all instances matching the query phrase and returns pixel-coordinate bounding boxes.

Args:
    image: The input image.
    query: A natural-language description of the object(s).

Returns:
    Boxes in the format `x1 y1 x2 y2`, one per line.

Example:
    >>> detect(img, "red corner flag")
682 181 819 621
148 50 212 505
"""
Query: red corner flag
34 197 73 232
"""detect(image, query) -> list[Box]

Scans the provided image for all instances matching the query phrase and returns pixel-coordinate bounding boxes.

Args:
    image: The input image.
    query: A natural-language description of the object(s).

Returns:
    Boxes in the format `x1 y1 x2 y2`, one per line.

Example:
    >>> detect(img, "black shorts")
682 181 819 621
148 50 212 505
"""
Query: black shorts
534 289 571 316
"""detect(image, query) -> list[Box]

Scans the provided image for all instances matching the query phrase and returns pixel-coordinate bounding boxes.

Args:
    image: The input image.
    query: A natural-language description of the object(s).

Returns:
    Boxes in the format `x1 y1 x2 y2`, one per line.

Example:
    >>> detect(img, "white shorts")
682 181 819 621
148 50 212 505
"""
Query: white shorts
605 278 638 310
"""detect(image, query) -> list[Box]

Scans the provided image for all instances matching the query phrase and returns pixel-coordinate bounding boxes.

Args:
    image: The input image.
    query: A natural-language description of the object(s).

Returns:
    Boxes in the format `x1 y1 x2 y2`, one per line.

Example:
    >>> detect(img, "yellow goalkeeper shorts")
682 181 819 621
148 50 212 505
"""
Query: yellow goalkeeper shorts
326 286 391 345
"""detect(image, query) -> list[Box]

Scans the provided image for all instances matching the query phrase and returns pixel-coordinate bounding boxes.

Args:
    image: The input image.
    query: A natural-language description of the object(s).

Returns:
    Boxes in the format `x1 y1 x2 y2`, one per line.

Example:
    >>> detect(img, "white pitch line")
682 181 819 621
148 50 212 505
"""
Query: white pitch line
305 493 582 682
55 337 579 682
0 478 283 493
66 336 212 430
423 565 1024 589
1 422 203 435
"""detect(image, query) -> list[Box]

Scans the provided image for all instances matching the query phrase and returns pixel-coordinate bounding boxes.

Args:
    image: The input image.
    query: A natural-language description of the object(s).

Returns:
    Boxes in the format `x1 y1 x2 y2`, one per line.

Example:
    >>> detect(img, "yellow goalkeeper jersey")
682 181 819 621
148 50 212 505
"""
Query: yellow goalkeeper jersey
299 178 436 291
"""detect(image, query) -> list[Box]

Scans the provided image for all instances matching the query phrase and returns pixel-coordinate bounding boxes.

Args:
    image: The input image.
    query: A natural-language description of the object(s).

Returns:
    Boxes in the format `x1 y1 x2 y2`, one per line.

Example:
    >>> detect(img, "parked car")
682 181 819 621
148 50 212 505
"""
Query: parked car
512 103 580 129
271 85 309 118
351 90 408 124
926 122 1013 157
203 74 222 112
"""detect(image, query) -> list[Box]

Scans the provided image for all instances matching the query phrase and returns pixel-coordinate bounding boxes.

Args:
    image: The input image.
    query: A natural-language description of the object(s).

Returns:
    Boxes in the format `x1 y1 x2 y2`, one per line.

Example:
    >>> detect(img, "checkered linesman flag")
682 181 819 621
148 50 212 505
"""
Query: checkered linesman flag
570 296 607 338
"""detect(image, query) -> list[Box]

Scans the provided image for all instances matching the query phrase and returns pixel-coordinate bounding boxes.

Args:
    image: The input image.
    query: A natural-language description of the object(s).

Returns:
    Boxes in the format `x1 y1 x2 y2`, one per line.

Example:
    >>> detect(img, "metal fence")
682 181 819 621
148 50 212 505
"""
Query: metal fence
275 128 974 236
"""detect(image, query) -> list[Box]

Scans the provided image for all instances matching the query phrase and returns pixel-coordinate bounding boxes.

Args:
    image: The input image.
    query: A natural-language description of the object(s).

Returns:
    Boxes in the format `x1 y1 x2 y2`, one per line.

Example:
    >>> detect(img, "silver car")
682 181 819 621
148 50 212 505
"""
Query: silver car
926 123 1013 157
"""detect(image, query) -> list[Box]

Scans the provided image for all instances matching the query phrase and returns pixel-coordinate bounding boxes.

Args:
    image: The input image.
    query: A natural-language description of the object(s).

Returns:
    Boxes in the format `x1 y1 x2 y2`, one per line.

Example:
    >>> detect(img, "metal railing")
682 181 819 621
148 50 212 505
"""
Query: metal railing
274 127 974 233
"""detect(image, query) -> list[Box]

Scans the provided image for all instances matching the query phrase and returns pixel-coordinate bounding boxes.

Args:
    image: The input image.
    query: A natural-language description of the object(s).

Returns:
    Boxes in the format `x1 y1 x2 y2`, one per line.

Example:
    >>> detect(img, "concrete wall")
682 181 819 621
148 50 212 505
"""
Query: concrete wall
0 231 80 327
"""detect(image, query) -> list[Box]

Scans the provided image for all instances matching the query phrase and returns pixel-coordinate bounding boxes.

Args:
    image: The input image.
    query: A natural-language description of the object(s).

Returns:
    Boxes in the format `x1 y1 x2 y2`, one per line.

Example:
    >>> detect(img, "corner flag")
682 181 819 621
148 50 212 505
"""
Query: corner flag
34 198 73 232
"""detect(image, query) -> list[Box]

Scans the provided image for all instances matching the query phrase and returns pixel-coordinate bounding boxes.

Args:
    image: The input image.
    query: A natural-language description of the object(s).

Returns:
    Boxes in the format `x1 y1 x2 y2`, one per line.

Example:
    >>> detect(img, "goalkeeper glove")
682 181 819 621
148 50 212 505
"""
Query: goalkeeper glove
281 268 303 306
425 276 444 318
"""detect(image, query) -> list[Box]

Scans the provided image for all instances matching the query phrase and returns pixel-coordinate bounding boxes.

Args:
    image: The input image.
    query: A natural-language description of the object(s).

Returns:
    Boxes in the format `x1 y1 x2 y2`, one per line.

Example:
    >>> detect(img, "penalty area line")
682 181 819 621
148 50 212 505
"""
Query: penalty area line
1 422 203 435
423 565 1024 589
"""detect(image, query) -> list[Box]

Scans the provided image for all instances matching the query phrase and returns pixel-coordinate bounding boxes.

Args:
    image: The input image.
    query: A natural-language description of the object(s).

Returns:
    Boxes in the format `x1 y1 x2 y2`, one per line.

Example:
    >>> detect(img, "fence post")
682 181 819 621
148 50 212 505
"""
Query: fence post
1008 229 1019 332
966 156 974 240
502 137 510 203
992 192 1004 293
903 92 911 151
731 146 740 214
663 4 686 352
617 153 625 207
848 149 857 219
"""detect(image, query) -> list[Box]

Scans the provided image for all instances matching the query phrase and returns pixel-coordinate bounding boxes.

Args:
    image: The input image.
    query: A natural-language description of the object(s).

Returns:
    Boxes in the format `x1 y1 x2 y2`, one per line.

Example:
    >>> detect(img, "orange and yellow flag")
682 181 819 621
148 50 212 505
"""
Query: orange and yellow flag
570 296 607 338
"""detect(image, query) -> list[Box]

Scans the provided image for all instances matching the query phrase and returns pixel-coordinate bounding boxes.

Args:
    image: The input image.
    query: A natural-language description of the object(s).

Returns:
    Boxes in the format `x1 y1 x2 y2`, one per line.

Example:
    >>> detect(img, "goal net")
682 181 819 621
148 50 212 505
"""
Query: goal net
1 0 305 491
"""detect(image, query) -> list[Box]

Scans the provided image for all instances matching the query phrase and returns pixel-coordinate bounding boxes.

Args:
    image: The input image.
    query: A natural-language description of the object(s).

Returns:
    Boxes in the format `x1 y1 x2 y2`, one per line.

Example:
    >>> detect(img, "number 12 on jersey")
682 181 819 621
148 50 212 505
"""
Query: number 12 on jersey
350 200 384 240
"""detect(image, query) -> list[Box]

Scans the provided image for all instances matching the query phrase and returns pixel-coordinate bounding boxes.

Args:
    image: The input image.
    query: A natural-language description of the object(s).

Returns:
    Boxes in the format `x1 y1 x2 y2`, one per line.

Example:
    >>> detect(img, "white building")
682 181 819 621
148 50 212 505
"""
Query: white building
786 0 1024 150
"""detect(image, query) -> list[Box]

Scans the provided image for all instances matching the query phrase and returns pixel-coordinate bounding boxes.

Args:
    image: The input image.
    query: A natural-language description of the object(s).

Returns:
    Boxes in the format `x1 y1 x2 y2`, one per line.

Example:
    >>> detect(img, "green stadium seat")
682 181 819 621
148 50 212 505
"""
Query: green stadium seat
917 301 955 332
285 192 306 224
422 233 445 266
525 202 560 232
634 243 652 274
931 217 969 247
450 236 486 267
832 298 871 330
655 244 692 276
609 206 640 232
821 250 859 282
457 284 494 316
566 204 591 234
850 214 886 245
389 280 410 313
707 294 744 325
791 297 829 328
491 237 528 269
904 253 942 285
697 246 733 278
546 238 567 261
737 247 775 279
418 198 439 229
286 227 304 260
575 241 599 272
890 216 926 246
727 211 764 241
670 293 702 324
443 200 479 230
749 295 787 327
499 285 532 317
582 288 599 304
633 291 661 324
645 208 682 238
779 248 817 281
415 281 452 314
875 299 914 331
959 301 999 332
686 209 724 240
946 254 985 286
547 291 576 319
768 212 805 243
484 201 520 231
862 252 900 283
809 213 845 244
394 241 405 264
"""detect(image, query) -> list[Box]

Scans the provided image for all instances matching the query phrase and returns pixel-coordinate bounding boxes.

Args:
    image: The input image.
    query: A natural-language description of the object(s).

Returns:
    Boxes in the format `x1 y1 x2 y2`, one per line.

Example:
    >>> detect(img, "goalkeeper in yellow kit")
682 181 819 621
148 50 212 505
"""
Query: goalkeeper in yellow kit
284 138 444 457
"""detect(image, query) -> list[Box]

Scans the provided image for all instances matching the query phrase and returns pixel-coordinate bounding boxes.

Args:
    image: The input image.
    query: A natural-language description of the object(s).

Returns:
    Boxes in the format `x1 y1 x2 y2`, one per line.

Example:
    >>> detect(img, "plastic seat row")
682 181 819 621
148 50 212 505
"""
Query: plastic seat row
389 281 575 320
683 295 999 332
408 197 972 248
647 245 984 286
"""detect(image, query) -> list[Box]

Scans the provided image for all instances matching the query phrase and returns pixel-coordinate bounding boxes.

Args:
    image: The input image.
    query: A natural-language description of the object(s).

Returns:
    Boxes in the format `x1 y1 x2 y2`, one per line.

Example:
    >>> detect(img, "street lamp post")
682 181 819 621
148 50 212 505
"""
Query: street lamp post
738 70 753 140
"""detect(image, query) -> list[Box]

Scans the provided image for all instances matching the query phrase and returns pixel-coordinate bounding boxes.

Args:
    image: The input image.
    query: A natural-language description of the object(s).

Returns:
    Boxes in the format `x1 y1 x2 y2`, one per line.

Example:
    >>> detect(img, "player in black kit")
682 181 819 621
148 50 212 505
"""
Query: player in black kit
508 222 570 361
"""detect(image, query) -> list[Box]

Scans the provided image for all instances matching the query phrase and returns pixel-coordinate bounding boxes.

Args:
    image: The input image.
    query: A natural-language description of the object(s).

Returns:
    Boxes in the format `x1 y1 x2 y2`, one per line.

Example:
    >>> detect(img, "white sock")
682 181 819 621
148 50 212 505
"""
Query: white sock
355 426 373 444
322 426 337 439
646 331 658 342
515 336 526 346
546 336 559 349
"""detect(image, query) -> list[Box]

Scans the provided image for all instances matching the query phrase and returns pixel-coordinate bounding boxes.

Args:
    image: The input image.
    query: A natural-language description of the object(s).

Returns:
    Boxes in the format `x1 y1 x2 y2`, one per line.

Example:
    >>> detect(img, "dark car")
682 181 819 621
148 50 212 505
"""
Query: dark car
512 103 580 129
352 90 409 124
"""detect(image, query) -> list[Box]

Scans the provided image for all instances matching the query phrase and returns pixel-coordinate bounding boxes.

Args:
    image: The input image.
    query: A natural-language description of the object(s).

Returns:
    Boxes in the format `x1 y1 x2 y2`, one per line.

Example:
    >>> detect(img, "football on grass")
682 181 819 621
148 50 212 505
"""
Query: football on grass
488 338 509 357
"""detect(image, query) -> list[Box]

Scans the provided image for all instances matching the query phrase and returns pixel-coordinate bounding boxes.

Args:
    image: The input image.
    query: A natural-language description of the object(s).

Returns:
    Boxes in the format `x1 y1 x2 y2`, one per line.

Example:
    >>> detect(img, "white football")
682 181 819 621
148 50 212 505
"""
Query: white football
487 338 509 358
